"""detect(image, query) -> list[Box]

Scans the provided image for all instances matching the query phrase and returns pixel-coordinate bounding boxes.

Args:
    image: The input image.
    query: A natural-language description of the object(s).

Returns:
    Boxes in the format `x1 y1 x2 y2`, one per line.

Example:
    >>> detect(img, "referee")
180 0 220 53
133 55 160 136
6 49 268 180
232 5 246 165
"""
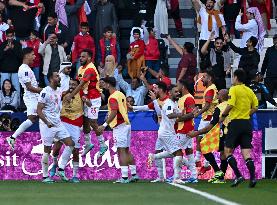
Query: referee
220 69 259 188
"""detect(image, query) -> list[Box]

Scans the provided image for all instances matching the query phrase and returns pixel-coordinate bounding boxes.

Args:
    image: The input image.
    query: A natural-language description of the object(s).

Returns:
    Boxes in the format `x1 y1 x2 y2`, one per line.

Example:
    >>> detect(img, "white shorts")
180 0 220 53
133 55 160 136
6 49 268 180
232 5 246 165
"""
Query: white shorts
84 97 101 120
198 119 210 130
159 134 181 154
155 137 164 151
39 122 70 146
24 98 38 116
177 133 193 149
113 123 131 148
62 122 81 148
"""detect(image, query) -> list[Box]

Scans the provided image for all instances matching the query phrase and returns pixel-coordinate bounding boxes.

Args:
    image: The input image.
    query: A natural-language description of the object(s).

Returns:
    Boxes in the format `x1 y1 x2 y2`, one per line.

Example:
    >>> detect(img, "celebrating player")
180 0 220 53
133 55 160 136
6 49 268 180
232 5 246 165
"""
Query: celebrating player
64 49 108 157
194 70 218 174
98 77 138 183
7 47 43 150
37 72 75 183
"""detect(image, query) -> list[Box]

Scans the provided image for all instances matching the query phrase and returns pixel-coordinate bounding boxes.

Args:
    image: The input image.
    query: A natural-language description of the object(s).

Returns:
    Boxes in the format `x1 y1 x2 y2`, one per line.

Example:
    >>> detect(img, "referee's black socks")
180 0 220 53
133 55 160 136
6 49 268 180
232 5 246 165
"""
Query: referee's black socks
226 155 242 178
220 159 228 174
204 153 220 172
245 158 256 180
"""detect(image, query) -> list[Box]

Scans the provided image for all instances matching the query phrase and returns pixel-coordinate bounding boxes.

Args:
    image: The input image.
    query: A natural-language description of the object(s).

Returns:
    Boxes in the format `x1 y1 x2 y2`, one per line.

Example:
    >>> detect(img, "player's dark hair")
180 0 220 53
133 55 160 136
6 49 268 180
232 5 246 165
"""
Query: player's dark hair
103 26 113 33
234 69 246 83
81 49 93 58
215 37 224 42
147 27 154 34
47 71 56 81
133 29 141 35
6 28 14 35
30 30 39 37
168 84 177 91
103 77 116 87
80 22 89 28
48 12 57 19
22 47 34 59
156 81 167 93
204 70 215 83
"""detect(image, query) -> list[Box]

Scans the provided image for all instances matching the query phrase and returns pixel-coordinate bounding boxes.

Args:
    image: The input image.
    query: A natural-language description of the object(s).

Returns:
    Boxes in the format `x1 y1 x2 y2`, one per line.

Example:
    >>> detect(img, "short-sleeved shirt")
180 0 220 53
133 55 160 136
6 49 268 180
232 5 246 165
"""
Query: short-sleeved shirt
109 97 124 127
199 6 226 40
38 86 63 125
227 84 259 120
158 99 178 136
18 64 39 99
204 89 215 121
177 53 197 83
177 96 195 134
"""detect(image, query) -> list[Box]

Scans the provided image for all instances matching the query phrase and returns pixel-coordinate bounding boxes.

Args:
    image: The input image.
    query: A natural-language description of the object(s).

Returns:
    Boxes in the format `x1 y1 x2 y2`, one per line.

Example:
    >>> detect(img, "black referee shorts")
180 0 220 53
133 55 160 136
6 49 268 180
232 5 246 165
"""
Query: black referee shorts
225 119 253 149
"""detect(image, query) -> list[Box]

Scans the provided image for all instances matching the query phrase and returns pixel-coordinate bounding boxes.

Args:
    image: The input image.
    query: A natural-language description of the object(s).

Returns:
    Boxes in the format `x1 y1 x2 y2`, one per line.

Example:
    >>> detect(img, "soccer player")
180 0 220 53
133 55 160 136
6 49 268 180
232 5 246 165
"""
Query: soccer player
188 89 230 183
37 71 75 183
194 70 218 175
129 81 169 182
98 77 139 183
50 79 91 182
6 47 42 150
64 49 108 157
220 69 258 188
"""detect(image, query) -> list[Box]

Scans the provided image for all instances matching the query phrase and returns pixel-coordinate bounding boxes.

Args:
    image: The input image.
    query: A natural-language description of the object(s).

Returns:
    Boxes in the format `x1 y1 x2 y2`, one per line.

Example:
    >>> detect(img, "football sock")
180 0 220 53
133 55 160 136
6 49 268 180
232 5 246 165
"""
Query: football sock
129 165 137 176
155 159 164 179
121 166 128 179
173 156 182 180
59 146 74 170
220 159 228 174
227 155 242 178
187 154 198 179
246 158 256 180
12 119 33 139
41 152 50 178
72 161 79 178
204 153 220 172
84 133 91 146
97 135 105 147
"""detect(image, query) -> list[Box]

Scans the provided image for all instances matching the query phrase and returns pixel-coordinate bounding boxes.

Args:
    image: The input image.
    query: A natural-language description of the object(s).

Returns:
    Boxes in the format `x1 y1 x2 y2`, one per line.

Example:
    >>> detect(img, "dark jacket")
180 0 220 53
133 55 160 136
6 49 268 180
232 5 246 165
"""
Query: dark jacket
261 46 277 78
0 40 22 73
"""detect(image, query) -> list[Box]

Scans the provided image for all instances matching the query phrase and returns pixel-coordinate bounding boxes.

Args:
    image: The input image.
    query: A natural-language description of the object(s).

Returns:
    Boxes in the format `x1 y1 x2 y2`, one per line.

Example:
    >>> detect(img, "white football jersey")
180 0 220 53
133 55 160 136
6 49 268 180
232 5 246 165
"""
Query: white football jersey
158 99 178 137
38 86 63 126
18 64 39 99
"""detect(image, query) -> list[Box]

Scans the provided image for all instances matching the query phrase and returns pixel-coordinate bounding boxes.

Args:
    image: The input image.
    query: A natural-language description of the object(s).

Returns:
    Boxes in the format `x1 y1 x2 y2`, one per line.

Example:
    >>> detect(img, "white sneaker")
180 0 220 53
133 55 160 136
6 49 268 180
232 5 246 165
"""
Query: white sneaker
172 179 186 184
6 137 15 151
150 178 165 183
147 153 154 168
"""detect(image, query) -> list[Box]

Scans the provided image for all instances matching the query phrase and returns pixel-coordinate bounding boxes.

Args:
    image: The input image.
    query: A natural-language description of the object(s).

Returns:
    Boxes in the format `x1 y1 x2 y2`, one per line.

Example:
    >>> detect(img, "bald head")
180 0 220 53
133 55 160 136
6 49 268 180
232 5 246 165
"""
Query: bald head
218 89 229 102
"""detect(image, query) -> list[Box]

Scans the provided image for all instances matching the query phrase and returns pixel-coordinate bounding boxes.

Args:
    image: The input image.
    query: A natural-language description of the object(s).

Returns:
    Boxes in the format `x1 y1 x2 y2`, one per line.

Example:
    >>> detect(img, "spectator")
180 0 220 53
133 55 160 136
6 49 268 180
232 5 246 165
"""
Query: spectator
261 34 277 97
201 32 231 90
225 34 260 85
154 0 168 40
126 96 135 106
0 13 9 44
192 0 226 51
169 0 184 37
142 25 160 77
42 12 68 49
98 26 120 67
59 61 72 93
0 0 8 21
235 7 265 51
21 30 42 82
146 63 172 88
249 72 277 108
99 78 109 108
8 0 44 40
0 79 19 111
127 28 145 79
71 22 95 73
220 0 241 38
114 66 149 106
167 35 197 91
248 0 271 33
94 0 118 43
39 33 67 85
0 29 22 97
0 113 11 131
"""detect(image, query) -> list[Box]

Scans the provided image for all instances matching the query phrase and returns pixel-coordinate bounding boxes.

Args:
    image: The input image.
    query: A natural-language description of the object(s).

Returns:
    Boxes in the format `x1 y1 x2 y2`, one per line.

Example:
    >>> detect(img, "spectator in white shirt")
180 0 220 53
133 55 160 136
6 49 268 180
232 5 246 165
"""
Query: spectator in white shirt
235 7 265 52
114 66 150 106
192 0 226 51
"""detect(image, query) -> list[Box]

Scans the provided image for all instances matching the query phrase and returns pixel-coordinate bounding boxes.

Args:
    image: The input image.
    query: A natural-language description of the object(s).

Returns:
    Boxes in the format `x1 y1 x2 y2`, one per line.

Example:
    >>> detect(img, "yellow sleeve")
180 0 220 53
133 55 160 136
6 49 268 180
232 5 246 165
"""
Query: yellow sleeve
227 87 236 107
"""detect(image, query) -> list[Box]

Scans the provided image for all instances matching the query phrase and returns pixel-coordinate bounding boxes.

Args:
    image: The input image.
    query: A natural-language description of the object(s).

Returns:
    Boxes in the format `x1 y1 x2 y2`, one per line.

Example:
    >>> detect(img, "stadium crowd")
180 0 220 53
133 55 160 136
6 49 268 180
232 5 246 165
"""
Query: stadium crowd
0 0 277 185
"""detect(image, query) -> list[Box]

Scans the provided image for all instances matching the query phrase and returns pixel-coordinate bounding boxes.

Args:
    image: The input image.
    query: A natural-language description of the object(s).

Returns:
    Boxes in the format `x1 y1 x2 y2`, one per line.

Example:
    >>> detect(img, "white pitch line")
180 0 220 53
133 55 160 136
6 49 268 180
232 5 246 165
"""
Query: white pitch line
169 183 241 205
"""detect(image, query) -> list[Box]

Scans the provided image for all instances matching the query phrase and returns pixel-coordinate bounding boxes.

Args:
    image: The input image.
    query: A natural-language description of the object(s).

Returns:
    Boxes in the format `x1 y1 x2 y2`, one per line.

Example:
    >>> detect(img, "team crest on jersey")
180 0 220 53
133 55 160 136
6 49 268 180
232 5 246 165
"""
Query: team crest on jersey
25 72 28 76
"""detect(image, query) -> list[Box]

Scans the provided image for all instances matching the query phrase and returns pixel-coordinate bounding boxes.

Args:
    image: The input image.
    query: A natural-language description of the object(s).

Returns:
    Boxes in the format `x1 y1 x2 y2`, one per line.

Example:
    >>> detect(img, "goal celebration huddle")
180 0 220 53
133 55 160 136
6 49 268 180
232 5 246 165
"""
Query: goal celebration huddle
5 47 259 188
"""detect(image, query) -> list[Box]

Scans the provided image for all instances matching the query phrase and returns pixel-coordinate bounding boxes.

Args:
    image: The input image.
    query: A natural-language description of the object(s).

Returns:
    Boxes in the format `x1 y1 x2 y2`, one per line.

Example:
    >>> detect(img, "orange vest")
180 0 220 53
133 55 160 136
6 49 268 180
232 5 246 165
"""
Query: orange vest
202 84 218 120
194 73 205 106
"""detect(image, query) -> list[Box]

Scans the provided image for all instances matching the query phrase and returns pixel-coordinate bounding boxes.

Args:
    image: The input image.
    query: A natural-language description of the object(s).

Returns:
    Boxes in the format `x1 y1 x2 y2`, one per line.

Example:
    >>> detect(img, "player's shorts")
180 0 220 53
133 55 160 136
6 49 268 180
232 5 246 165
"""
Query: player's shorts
159 134 181 154
225 119 253 149
177 133 193 149
198 119 210 130
24 97 38 116
113 123 131 148
155 137 164 151
62 122 81 149
84 97 101 120
39 122 70 146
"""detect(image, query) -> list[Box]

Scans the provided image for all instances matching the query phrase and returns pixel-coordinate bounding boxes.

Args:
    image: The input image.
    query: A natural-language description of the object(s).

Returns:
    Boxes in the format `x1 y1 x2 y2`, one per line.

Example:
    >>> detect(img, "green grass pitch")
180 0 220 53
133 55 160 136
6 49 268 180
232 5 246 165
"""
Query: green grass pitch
0 180 276 205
